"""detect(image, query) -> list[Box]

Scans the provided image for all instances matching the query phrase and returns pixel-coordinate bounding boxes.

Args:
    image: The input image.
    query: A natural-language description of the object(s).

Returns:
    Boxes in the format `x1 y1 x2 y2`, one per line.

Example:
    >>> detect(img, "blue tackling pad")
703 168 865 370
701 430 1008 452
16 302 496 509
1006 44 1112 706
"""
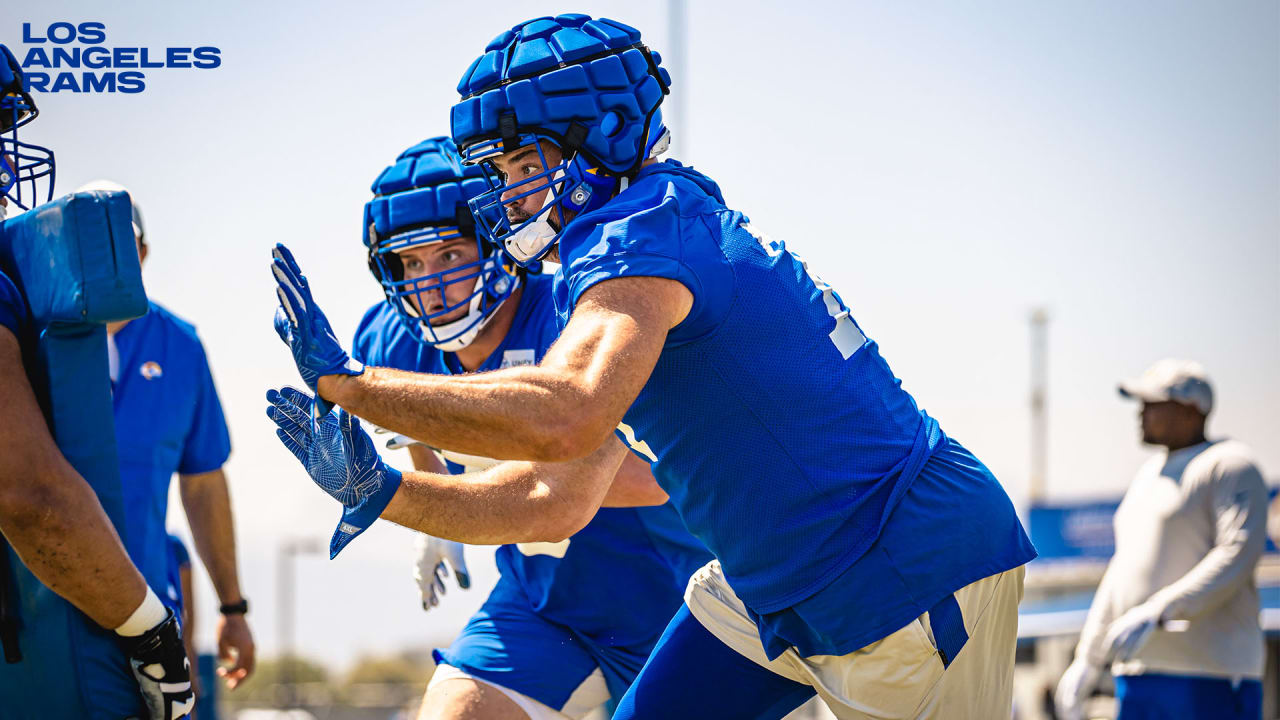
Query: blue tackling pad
0 190 150 718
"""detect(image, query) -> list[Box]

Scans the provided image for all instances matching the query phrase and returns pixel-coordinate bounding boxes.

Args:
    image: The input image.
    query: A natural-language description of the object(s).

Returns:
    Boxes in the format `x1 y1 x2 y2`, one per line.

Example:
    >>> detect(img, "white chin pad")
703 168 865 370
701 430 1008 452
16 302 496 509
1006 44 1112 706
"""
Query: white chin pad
504 169 563 263
422 273 485 350
505 219 557 263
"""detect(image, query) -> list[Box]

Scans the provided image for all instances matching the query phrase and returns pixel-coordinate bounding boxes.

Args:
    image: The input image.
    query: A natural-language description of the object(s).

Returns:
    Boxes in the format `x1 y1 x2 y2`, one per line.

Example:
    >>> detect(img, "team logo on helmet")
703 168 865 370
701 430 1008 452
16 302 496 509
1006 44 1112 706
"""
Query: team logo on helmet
449 15 672 266
363 136 520 351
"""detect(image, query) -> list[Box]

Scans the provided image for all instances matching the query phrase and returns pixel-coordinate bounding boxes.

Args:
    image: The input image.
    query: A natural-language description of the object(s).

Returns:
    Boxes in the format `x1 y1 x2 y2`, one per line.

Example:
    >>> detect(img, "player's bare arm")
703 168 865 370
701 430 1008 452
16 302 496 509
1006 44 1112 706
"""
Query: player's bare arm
320 275 692 463
408 439 668 509
0 325 148 629
382 435 630 544
266 383 658 555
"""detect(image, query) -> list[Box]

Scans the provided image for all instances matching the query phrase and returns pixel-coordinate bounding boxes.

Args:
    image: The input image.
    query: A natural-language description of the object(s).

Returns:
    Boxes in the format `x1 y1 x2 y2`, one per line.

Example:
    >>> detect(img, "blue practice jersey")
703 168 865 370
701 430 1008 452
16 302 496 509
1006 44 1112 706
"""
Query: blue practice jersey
353 273 712 646
112 302 231 609
553 161 1035 654
0 268 28 342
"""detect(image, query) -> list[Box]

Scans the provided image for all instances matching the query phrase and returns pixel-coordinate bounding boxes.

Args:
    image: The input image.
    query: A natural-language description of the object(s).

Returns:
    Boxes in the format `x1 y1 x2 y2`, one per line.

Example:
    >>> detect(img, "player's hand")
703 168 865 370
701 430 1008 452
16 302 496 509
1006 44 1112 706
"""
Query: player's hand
266 386 402 558
117 608 195 720
271 243 363 416
1103 601 1164 663
414 534 470 610
1054 657 1103 720
214 613 255 690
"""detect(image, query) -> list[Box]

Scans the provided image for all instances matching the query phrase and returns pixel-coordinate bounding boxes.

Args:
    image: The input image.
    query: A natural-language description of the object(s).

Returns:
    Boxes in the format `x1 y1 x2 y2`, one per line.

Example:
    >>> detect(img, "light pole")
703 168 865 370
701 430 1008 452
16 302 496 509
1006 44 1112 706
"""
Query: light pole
667 0 688 159
1029 307 1050 504
277 537 320 709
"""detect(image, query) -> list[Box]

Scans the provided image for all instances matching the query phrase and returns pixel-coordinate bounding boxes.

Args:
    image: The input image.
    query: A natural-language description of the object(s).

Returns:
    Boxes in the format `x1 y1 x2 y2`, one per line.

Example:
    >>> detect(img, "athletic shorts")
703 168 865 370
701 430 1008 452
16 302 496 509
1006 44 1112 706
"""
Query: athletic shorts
433 578 659 716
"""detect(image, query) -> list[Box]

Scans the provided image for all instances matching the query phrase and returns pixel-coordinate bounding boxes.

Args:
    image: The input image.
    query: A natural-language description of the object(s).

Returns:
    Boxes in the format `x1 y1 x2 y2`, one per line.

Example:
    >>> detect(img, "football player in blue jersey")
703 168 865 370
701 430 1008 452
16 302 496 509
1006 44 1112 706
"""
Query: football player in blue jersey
267 15 1035 719
349 136 710 720
0 43 194 719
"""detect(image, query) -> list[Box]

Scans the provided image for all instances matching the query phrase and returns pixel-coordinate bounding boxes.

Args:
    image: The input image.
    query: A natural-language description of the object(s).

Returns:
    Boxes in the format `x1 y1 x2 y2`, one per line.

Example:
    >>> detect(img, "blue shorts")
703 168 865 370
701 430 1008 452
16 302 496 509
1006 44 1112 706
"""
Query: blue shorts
434 578 659 713
1115 673 1262 720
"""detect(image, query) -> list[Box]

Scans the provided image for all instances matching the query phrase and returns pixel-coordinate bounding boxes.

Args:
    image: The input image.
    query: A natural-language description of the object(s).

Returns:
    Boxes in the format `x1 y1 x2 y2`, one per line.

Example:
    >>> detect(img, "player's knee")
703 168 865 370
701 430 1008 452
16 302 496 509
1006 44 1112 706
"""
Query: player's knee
419 677 531 720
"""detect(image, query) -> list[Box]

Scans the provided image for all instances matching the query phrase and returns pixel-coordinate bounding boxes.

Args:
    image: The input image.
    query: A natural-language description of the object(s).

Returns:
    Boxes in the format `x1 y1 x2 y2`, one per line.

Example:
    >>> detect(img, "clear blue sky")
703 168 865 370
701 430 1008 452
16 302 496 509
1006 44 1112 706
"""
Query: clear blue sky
4 1 1277 669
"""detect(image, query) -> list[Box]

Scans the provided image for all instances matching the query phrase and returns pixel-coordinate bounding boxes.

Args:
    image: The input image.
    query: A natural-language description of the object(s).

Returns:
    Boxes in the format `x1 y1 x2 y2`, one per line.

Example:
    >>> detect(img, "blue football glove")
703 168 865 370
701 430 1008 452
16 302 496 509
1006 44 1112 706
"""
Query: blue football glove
266 386 401 558
271 243 363 416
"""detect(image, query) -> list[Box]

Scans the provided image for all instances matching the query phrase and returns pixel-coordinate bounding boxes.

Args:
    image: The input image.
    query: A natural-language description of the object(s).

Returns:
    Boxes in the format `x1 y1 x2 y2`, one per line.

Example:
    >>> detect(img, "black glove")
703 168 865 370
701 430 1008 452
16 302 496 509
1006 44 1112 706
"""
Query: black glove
117 608 195 719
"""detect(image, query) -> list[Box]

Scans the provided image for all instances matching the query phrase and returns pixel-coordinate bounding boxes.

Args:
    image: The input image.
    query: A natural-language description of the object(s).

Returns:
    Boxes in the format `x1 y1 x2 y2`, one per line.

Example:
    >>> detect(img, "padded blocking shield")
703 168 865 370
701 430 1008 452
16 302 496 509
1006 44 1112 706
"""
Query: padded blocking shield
0 190 149 718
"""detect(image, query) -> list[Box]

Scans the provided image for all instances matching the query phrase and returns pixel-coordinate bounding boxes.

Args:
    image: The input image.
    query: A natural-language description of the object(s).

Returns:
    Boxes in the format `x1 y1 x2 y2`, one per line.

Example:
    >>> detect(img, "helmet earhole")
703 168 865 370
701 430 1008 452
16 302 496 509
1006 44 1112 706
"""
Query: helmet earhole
601 110 623 138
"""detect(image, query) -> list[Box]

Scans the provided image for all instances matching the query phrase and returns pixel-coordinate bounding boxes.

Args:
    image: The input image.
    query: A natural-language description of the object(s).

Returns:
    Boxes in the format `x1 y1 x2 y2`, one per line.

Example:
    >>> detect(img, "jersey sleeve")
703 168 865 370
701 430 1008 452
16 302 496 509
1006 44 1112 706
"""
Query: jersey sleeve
561 187 731 344
351 303 385 366
177 343 232 474
0 269 27 339
1149 453 1269 621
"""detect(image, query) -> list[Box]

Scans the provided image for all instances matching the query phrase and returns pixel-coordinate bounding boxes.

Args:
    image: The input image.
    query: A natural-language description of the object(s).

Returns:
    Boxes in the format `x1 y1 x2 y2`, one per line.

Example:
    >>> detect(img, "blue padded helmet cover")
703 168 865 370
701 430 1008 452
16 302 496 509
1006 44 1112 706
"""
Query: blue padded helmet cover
450 15 671 176
363 136 489 247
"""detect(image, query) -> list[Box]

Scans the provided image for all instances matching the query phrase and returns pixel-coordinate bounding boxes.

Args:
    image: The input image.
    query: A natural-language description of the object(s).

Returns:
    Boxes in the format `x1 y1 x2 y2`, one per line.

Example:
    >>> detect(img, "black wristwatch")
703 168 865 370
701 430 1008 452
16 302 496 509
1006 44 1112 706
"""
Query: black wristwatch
219 598 249 616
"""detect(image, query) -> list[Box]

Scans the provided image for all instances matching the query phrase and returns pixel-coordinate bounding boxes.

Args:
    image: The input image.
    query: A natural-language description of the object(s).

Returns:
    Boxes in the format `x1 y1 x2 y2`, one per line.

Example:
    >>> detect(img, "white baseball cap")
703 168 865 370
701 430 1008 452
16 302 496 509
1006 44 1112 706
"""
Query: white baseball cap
1118 358 1213 415
75 179 145 244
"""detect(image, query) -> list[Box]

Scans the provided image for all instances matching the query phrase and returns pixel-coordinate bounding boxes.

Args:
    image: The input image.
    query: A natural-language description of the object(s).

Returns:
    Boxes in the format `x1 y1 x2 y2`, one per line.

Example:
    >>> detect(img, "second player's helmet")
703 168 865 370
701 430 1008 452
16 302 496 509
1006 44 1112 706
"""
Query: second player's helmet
363 136 519 351
0 44 55 213
450 14 671 265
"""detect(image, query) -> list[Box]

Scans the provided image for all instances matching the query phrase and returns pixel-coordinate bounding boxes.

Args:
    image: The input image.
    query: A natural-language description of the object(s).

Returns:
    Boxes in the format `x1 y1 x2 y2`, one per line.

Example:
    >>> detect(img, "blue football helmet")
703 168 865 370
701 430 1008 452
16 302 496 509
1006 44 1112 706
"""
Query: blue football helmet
363 136 520 351
450 14 672 265
0 44 55 213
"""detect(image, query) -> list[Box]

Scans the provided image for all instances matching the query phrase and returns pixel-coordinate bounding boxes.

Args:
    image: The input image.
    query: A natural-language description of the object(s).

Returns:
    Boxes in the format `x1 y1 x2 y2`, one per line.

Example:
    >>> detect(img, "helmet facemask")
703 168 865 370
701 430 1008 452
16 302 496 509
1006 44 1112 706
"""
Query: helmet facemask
0 46 54 212
465 134 584 266
367 220 518 351
464 118 668 267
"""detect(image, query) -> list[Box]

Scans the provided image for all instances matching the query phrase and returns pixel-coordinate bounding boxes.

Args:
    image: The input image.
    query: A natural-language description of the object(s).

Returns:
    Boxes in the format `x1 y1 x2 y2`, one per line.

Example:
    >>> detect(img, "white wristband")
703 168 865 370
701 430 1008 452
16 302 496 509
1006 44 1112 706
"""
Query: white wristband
114 586 167 637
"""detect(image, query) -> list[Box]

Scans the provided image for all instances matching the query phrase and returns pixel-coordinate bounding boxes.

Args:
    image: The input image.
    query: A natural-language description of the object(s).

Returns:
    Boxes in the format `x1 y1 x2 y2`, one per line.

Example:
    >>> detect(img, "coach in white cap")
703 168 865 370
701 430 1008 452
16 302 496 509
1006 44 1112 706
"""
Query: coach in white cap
1056 358 1268 720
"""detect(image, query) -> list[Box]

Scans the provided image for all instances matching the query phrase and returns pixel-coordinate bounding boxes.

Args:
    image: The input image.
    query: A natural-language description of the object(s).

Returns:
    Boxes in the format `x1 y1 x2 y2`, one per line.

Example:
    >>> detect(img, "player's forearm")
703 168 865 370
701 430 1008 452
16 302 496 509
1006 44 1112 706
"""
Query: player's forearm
179 469 244 604
0 329 149 629
322 365 607 462
381 439 625 544
0 460 147 629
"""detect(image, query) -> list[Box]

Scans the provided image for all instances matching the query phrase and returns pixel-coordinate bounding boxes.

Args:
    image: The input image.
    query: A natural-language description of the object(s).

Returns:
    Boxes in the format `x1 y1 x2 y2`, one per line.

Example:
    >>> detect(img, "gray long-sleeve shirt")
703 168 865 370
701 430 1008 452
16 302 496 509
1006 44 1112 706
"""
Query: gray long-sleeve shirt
1076 439 1268 679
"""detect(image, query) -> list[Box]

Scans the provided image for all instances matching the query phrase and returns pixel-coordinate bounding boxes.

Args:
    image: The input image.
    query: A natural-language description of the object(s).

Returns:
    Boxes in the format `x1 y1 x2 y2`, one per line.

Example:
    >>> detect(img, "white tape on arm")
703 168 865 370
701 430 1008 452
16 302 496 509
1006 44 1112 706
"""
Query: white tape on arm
115 586 167 637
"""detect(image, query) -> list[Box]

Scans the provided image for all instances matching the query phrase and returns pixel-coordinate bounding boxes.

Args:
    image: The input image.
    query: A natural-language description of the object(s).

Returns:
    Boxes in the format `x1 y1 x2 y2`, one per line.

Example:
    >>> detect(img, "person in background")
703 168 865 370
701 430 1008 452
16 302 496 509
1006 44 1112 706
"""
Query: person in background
1057 359 1268 720
79 179 257 693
